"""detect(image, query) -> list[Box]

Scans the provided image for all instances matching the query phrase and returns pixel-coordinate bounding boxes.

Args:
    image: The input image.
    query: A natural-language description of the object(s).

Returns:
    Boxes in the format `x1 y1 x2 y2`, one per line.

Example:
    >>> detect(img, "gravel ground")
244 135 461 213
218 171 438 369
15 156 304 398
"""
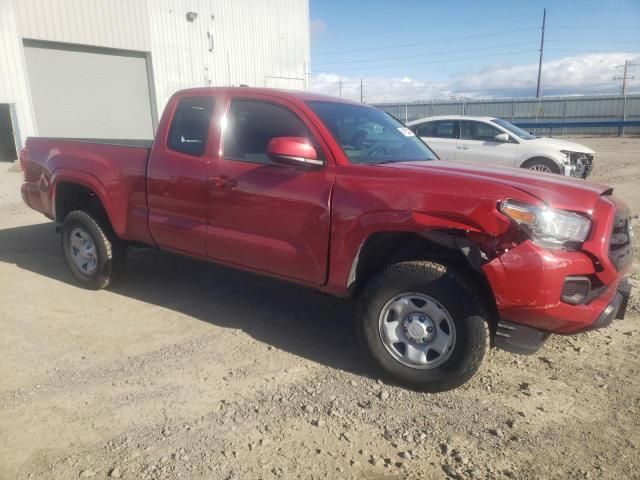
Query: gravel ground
0 137 639 480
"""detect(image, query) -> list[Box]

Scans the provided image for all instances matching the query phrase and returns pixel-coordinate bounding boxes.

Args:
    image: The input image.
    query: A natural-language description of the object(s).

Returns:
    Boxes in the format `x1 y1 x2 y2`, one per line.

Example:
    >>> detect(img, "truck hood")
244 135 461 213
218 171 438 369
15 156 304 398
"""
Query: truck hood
382 160 611 213
526 136 595 154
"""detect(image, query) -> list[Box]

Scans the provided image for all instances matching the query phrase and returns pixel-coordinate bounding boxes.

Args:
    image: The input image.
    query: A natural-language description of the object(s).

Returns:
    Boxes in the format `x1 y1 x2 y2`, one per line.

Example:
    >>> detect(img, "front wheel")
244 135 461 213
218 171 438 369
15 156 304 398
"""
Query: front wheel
61 210 125 290
523 157 561 174
357 261 488 392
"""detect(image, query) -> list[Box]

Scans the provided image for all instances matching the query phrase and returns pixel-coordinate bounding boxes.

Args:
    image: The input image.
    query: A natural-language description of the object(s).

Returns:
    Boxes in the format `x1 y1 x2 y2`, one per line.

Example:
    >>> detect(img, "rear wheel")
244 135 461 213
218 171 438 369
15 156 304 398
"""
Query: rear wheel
357 260 488 392
61 210 125 289
523 157 560 174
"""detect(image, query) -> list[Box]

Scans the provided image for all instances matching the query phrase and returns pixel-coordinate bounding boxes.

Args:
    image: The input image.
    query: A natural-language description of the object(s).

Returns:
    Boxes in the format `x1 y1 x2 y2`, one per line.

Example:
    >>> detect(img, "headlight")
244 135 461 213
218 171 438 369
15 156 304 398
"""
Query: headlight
560 150 589 163
500 199 591 248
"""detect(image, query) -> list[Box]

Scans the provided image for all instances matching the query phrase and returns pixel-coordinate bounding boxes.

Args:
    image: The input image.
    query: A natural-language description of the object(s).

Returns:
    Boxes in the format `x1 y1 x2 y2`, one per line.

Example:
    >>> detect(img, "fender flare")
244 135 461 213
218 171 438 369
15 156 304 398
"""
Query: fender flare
332 208 508 293
50 169 123 236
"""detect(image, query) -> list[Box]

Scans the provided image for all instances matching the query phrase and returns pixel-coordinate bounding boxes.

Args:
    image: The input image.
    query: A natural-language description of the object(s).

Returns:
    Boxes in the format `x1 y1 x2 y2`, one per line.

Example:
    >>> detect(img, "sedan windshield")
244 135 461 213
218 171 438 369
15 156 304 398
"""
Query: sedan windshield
491 118 536 140
306 101 437 164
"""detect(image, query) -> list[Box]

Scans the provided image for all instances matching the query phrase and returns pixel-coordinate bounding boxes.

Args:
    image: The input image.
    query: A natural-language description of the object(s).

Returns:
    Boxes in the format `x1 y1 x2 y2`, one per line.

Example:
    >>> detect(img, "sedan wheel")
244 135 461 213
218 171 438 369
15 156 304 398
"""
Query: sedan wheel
529 164 553 173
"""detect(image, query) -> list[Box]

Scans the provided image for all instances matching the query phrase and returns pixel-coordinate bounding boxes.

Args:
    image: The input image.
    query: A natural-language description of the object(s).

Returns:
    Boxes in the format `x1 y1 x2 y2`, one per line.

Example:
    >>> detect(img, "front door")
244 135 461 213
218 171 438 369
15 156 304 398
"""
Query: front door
206 96 333 285
457 120 518 167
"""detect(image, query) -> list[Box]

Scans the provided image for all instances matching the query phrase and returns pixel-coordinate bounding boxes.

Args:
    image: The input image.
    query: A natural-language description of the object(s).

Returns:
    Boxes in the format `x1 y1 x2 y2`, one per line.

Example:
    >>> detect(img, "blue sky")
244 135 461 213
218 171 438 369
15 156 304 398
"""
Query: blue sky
309 0 640 101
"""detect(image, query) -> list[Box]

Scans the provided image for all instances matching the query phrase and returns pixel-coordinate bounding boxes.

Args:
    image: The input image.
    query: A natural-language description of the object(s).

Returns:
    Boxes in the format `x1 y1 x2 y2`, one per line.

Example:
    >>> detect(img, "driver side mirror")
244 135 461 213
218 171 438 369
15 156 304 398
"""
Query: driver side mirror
494 133 510 142
266 137 324 169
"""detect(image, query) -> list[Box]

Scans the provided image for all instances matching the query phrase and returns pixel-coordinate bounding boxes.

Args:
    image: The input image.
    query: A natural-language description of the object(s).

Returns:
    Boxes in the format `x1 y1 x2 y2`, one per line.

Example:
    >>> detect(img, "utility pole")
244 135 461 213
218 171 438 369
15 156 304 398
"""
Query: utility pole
338 79 342 98
614 59 637 136
614 59 637 95
360 78 364 103
535 8 546 98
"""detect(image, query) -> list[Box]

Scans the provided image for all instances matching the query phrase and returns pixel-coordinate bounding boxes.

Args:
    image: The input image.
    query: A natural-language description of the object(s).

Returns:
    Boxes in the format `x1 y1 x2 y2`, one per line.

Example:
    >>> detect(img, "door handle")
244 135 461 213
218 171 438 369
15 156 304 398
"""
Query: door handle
457 145 469 150
208 175 237 189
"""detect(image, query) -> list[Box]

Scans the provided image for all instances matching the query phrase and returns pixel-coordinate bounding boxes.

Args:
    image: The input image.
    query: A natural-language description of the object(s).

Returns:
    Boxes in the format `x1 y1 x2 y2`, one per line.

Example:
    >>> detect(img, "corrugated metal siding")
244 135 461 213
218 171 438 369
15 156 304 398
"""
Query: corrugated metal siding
375 94 640 135
147 0 310 113
15 0 151 51
0 0 310 146
0 0 37 142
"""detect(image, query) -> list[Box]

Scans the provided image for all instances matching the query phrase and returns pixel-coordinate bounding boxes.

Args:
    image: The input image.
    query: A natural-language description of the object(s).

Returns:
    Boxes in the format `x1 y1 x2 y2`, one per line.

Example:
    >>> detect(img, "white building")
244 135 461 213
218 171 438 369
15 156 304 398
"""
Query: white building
0 0 310 160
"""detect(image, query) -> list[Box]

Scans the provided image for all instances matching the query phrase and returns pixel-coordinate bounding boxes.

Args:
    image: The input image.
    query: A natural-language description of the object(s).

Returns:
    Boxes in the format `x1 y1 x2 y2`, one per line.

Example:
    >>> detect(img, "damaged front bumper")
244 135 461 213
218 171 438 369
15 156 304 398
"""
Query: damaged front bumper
495 278 631 355
562 152 593 179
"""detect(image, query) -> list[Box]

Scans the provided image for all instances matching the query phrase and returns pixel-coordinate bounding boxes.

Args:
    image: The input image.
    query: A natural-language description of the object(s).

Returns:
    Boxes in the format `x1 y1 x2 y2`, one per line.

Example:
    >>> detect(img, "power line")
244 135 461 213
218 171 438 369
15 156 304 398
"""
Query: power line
320 48 538 72
546 39 640 44
313 41 538 67
313 40 638 68
312 25 640 57
548 25 640 29
546 48 640 54
312 27 539 56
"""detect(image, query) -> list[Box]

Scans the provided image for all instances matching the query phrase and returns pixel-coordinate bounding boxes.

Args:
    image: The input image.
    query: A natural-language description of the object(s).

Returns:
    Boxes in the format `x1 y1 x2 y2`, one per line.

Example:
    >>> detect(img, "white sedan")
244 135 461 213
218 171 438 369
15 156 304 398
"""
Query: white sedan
407 115 594 178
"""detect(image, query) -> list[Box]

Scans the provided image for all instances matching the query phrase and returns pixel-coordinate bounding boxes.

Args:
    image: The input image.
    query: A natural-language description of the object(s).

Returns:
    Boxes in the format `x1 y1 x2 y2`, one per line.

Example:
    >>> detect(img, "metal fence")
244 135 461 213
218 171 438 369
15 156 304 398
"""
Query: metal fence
373 94 640 136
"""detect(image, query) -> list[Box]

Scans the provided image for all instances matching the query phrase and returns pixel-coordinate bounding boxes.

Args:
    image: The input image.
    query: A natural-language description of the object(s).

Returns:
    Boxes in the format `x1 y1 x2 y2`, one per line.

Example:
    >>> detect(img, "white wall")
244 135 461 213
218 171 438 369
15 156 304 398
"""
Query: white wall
0 0 310 145
15 0 151 51
147 0 311 114
0 0 36 145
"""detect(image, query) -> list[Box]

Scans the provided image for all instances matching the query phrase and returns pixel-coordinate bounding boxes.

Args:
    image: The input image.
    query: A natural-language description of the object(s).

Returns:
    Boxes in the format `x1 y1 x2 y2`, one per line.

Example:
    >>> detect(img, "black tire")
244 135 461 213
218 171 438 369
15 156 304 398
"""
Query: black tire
357 260 488 392
522 157 561 174
61 210 126 290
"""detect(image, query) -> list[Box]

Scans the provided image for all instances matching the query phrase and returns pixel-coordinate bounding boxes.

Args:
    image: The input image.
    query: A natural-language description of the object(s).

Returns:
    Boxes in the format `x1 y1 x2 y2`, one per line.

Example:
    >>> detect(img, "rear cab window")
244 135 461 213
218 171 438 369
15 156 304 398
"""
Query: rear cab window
167 96 215 156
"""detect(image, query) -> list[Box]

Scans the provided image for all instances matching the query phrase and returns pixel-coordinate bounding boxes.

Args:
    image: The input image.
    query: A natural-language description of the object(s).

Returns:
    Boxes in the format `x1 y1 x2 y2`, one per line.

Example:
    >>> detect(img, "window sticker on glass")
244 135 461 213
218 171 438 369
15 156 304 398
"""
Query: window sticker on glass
397 127 415 137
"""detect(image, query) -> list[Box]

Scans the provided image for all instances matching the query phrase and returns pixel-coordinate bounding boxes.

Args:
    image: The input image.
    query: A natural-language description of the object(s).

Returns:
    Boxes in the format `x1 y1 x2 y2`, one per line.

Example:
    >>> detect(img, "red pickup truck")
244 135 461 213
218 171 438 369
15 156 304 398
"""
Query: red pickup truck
21 87 632 391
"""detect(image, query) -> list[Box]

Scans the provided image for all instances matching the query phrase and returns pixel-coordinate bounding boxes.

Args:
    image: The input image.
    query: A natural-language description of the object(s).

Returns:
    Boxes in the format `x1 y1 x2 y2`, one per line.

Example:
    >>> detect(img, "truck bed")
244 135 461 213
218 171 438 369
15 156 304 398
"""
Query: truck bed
21 136 154 244
33 137 154 149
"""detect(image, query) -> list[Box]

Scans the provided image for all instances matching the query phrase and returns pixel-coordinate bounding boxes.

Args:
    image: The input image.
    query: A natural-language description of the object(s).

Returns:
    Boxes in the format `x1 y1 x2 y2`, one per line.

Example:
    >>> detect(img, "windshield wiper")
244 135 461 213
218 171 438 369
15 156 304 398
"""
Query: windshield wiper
367 158 430 165
367 160 397 165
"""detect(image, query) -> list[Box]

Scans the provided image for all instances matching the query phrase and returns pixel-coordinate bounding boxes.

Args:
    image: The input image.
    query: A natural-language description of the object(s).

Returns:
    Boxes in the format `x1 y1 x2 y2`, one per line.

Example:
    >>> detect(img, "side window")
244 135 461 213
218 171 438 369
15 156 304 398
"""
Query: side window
461 121 502 141
167 96 215 156
414 122 433 137
416 121 457 139
223 100 316 164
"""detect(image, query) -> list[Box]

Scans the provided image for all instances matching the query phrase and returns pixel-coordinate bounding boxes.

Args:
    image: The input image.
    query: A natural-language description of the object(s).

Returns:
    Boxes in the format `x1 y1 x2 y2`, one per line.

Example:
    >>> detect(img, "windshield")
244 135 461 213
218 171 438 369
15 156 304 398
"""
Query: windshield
306 101 437 164
491 118 536 140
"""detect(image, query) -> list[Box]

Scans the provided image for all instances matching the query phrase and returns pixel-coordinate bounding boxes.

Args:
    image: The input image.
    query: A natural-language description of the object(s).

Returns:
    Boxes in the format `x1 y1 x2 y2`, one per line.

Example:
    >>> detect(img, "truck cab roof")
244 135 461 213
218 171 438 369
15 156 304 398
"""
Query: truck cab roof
173 86 361 105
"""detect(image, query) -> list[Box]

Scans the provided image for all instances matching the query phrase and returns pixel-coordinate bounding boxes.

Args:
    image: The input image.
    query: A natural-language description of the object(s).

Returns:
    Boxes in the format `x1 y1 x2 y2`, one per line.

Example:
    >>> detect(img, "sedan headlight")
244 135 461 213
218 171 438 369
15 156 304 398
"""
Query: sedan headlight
561 150 589 163
500 199 591 248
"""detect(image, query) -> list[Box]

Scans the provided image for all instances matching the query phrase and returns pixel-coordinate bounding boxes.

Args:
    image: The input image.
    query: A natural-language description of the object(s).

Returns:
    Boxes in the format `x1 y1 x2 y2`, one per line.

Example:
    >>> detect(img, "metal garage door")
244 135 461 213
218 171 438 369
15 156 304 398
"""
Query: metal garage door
23 40 155 139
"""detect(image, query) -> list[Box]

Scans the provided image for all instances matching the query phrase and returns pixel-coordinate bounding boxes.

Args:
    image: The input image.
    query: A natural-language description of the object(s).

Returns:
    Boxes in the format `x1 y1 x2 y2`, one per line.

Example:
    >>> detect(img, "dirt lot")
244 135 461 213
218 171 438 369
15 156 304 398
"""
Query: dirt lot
1 137 639 480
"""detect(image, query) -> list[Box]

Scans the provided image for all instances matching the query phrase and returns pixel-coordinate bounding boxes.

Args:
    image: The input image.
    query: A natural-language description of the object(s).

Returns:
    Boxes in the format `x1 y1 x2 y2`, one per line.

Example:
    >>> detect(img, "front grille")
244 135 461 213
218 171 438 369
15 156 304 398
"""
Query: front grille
609 208 633 270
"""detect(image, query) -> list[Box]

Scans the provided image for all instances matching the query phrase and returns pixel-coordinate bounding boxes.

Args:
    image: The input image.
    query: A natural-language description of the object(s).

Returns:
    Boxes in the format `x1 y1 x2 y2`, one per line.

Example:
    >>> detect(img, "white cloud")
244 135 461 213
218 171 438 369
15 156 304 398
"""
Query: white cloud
311 73 451 103
310 19 327 35
311 53 640 102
